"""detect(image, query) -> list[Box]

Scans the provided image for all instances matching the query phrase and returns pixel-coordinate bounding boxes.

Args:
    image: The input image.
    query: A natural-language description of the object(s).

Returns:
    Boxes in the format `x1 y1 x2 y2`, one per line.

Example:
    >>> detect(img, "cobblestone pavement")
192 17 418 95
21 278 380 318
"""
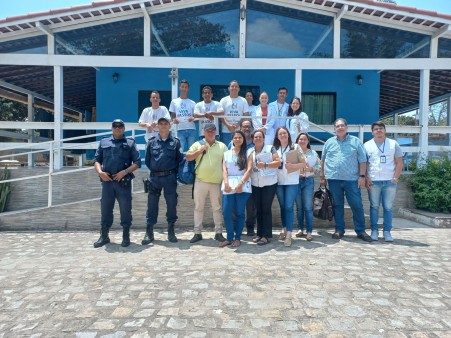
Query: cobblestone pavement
0 219 450 338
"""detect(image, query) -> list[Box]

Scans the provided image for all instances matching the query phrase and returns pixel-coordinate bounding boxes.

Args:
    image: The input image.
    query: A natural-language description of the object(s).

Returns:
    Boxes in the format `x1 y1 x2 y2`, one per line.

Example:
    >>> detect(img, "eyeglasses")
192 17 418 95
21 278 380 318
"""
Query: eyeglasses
112 124 124 129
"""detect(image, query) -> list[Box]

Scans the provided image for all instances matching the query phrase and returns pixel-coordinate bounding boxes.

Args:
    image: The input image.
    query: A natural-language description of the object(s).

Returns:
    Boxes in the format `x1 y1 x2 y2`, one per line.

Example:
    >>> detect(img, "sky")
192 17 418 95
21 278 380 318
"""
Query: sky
0 0 450 20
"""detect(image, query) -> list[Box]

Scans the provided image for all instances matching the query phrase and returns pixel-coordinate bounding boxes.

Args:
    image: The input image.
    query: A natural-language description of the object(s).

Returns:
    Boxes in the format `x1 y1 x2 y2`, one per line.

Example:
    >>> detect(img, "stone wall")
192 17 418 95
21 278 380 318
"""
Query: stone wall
0 167 415 231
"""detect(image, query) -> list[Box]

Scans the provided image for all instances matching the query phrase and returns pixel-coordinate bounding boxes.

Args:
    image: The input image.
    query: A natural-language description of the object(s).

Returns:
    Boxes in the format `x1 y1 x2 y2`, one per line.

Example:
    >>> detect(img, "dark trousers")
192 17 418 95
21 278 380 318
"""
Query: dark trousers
146 174 178 225
245 194 257 230
252 183 277 238
100 181 132 228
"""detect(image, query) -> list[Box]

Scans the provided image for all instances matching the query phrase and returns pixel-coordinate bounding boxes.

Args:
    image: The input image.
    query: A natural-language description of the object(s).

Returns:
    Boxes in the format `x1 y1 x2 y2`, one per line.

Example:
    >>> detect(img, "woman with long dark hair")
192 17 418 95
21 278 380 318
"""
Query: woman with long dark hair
249 130 281 245
273 126 306 247
295 133 320 241
286 97 309 142
220 130 253 247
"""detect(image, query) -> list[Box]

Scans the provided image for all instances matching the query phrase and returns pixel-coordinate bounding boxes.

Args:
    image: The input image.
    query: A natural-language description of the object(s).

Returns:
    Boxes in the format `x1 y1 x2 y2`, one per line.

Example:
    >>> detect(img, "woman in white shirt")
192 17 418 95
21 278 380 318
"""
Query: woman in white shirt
220 130 253 248
286 97 309 142
249 130 281 245
273 126 306 247
294 133 321 241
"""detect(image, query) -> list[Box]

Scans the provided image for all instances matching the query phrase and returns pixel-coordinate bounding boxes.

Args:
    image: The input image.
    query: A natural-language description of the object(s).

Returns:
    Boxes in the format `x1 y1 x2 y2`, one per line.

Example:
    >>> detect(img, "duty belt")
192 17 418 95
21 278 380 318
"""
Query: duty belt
149 169 177 177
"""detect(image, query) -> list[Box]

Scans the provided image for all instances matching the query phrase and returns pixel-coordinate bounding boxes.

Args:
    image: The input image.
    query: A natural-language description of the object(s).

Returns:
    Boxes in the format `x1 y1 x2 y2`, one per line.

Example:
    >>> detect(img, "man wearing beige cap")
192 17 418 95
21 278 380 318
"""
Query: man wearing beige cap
186 123 227 243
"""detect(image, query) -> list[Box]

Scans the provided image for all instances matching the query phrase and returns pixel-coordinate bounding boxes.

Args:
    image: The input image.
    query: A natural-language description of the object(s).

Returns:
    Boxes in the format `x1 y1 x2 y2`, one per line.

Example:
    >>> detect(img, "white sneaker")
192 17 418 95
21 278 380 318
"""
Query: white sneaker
384 231 393 242
371 230 379 241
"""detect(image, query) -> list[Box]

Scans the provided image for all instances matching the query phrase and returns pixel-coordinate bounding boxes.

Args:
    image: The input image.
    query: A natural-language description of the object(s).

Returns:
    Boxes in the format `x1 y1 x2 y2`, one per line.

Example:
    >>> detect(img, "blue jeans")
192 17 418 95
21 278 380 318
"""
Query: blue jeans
221 132 232 146
177 129 196 152
100 181 132 228
327 179 366 235
367 180 397 232
276 184 299 232
295 177 314 233
222 192 251 242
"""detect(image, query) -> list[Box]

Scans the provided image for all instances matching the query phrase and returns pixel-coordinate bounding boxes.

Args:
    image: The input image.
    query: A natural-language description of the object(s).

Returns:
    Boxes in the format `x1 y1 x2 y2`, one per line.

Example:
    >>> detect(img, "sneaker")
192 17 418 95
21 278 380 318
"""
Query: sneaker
295 231 304 238
214 233 226 242
384 231 394 242
190 234 203 243
371 230 379 241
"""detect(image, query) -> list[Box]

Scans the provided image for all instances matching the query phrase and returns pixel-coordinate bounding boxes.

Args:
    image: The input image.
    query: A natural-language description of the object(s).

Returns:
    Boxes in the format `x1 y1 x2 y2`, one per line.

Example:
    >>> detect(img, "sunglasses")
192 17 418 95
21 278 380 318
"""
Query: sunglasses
112 124 124 129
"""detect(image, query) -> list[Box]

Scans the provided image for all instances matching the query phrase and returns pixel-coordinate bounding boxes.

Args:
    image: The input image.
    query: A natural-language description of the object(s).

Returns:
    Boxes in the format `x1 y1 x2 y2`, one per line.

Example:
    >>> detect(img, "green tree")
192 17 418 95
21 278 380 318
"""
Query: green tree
0 98 27 122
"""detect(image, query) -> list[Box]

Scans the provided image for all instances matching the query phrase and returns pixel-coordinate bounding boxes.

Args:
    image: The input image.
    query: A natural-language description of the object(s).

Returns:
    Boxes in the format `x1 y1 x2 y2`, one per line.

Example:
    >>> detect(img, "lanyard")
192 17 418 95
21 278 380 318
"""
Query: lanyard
376 139 386 154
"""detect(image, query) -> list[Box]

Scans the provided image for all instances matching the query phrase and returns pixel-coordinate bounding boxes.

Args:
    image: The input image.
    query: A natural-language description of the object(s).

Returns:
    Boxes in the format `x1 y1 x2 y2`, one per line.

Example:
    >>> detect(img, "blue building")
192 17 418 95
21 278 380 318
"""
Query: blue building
0 0 450 168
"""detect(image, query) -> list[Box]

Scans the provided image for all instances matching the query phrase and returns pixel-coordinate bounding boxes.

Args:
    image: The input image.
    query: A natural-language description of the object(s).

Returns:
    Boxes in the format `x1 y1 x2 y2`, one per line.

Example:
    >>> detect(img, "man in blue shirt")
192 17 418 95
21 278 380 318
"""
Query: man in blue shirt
320 118 372 242
93 119 141 248
143 117 183 244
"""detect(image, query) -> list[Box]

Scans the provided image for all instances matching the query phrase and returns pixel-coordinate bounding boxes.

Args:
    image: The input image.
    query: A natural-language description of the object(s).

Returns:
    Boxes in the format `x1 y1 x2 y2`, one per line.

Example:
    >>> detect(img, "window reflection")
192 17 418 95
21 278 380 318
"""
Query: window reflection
151 2 239 58
341 19 430 58
56 18 144 56
0 35 47 54
438 38 451 58
246 1 333 58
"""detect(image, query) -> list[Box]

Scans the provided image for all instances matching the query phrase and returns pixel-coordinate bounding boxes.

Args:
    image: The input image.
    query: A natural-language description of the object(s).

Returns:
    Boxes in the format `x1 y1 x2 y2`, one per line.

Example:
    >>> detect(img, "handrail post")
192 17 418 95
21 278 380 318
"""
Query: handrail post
48 143 54 207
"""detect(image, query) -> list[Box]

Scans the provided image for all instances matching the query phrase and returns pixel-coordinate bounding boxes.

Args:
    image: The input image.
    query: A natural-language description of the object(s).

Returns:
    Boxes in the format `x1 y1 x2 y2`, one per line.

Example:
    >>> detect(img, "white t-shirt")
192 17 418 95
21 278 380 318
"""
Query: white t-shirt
138 105 170 142
194 100 222 137
219 96 249 133
169 97 196 130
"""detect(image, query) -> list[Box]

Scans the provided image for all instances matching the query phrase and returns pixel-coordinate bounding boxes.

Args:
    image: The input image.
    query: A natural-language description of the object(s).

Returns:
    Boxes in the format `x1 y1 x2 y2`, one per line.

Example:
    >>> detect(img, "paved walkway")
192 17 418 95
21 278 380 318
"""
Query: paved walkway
0 219 450 337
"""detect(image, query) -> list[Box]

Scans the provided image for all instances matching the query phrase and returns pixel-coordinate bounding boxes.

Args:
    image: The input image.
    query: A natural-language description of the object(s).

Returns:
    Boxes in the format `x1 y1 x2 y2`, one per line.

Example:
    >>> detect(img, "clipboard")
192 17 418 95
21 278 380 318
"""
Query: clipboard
285 149 305 173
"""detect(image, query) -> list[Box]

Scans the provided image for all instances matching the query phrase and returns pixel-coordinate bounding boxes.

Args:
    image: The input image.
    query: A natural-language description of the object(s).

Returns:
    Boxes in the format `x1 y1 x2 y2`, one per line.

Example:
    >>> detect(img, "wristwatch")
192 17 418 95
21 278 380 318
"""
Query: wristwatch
359 174 365 178
124 168 129 174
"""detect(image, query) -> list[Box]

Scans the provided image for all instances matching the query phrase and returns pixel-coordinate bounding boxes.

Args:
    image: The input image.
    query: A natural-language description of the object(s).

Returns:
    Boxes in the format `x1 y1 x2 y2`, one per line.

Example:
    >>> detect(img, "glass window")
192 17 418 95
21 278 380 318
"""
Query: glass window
438 38 451 58
301 93 336 124
56 18 144 56
0 35 47 54
246 0 333 58
151 1 239 57
341 19 430 58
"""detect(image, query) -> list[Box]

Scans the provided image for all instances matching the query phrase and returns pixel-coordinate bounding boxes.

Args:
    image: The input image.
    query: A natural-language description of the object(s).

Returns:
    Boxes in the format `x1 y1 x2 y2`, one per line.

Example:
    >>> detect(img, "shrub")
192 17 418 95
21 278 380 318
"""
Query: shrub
405 157 451 213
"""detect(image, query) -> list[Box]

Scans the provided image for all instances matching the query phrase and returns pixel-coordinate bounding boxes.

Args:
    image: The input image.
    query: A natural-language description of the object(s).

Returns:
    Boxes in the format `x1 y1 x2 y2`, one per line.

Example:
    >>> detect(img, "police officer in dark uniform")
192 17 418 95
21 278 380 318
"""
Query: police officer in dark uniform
142 116 183 244
93 119 141 248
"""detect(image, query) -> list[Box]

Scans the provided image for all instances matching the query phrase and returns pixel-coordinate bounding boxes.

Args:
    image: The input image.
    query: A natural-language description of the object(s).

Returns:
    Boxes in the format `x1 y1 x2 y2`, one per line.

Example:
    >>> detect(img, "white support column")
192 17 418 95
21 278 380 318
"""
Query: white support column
418 69 430 167
169 67 179 136
239 0 247 58
430 37 438 58
141 3 151 57
333 5 346 59
27 94 35 167
54 66 64 170
295 69 302 97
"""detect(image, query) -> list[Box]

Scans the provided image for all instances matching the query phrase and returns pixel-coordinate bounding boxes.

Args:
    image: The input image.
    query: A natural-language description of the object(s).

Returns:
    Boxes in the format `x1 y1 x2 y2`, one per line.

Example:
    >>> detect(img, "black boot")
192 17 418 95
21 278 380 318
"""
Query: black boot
121 227 131 247
93 227 110 248
142 224 154 245
167 223 178 243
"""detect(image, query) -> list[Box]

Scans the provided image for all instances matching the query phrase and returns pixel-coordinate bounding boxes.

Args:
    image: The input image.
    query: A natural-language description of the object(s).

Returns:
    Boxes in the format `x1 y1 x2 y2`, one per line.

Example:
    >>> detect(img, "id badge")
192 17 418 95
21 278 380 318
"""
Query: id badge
380 155 386 163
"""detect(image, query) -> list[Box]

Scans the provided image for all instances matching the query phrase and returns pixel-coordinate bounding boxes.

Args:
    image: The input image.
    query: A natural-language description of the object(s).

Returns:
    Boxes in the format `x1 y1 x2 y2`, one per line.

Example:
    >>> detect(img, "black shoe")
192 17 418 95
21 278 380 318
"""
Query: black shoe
246 228 256 237
332 231 344 239
167 223 178 243
214 233 226 242
121 227 130 247
190 234 203 243
357 232 373 242
93 227 110 248
142 224 154 245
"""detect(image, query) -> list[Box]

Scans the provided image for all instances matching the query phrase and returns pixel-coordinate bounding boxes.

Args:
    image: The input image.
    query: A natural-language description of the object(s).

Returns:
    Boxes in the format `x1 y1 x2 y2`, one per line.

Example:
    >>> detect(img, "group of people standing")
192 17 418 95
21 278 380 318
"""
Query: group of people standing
92 79 403 249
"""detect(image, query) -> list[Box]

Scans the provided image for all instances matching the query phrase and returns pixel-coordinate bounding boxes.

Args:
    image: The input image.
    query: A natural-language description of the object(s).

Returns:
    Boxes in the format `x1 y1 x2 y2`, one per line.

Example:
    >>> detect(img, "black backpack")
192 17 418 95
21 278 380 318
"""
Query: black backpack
313 185 334 221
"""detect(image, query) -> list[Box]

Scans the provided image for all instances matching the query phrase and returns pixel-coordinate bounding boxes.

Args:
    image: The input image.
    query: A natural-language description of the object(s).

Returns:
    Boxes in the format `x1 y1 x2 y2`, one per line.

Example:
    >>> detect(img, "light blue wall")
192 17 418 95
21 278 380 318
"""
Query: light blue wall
97 67 380 136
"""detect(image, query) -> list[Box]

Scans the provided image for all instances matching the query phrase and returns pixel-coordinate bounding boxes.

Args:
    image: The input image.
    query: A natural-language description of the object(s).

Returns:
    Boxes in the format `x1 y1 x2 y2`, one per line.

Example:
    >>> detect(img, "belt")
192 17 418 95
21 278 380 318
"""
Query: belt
149 169 177 177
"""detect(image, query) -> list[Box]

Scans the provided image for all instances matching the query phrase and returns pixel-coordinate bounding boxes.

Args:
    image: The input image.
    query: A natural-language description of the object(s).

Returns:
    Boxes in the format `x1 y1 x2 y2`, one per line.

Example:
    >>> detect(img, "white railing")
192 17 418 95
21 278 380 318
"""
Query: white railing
1 118 450 213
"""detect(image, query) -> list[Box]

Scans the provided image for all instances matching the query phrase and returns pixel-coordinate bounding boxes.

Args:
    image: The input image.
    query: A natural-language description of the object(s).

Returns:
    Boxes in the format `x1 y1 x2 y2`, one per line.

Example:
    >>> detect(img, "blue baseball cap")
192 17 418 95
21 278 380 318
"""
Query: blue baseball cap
112 119 125 126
